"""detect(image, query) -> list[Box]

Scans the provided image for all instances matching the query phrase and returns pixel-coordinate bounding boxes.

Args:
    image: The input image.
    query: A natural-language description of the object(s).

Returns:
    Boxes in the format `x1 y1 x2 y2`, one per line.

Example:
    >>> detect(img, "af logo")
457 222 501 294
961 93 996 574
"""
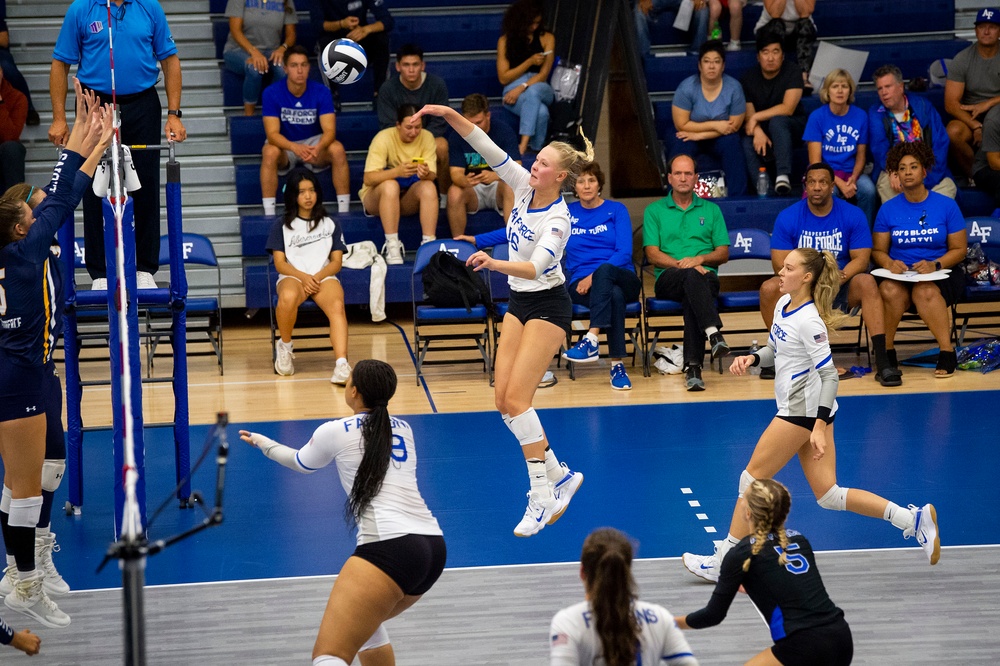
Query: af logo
734 232 754 254
437 242 460 258
970 220 992 245
182 242 194 259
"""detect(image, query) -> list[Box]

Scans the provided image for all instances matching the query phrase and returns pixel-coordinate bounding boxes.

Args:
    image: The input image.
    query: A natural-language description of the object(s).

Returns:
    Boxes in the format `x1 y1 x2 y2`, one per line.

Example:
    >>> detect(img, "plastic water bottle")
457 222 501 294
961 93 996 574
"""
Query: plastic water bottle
748 340 762 375
756 167 769 198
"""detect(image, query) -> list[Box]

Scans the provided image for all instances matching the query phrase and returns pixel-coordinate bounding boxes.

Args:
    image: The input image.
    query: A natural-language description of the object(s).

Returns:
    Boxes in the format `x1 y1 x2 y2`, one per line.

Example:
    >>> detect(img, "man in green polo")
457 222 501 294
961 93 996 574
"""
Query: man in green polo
643 154 731 391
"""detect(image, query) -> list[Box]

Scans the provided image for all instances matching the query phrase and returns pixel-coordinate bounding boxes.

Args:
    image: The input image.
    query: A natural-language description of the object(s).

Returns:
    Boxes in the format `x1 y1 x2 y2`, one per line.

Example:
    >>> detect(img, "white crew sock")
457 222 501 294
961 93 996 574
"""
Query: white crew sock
278 339 292 350
336 357 348 367
421 235 436 244
5 555 14 568
336 194 350 213
35 525 50 538
705 325 719 338
526 459 550 496
585 331 599 346
385 232 399 244
717 534 740 561
262 197 276 216
885 501 915 531
544 448 564 484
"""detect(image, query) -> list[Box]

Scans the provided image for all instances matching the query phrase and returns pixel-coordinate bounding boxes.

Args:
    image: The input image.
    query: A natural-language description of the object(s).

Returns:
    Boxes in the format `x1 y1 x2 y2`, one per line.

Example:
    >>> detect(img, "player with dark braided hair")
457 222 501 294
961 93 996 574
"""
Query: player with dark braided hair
240 359 445 666
676 479 853 666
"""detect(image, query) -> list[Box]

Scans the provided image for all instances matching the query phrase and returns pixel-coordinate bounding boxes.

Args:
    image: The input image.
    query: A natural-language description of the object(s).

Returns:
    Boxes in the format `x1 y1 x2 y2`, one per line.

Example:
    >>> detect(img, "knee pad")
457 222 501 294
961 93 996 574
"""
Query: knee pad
360 623 390 652
817 484 848 511
312 658 349 666
42 460 66 493
8 496 42 528
738 470 756 498
507 408 545 446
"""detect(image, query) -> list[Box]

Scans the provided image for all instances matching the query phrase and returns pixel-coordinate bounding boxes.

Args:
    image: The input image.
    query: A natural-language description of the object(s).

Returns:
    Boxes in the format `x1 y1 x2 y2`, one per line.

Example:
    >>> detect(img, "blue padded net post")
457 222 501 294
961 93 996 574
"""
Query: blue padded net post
166 155 191 504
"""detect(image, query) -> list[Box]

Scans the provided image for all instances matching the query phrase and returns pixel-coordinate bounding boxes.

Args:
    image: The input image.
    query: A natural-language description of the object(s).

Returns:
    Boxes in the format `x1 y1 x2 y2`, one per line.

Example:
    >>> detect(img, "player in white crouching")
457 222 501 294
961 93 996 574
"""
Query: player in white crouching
682 248 940 582
413 103 590 537
240 360 445 666
550 528 698 666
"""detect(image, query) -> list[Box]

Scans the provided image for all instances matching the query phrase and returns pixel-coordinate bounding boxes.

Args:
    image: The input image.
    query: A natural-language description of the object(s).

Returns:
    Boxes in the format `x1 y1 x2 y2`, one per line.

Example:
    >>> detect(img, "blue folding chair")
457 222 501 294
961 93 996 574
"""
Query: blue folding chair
564 269 645 381
641 258 684 378
955 216 1000 345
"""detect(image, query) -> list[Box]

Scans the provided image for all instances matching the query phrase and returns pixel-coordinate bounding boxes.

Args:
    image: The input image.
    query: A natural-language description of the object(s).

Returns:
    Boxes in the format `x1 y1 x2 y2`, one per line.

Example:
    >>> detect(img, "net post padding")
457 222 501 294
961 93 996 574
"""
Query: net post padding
58 218 84 510
166 163 191 503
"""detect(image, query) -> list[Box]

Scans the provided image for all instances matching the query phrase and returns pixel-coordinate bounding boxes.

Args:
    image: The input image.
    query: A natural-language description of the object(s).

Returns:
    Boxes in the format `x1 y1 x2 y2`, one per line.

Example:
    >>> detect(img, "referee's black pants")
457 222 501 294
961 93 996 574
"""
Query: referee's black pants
82 85 162 279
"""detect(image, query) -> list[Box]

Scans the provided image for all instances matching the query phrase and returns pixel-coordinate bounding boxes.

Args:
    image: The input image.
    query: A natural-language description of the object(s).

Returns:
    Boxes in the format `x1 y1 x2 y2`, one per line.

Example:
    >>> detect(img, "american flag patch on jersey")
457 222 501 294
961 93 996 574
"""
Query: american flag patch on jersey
89 20 104 34
814 332 828 343
551 633 569 646
549 227 564 238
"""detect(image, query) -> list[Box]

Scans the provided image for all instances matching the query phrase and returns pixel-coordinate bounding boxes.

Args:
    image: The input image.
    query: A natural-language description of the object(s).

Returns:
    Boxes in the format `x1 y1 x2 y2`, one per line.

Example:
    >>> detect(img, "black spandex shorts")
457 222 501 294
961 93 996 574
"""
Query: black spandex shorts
0 351 46 423
777 413 836 430
506 286 572 336
772 616 853 666
353 534 447 596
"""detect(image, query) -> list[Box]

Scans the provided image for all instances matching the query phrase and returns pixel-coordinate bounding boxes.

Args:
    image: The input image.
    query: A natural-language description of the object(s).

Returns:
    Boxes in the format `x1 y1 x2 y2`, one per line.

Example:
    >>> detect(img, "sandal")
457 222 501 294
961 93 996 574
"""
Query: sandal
876 365 902 387
934 349 957 378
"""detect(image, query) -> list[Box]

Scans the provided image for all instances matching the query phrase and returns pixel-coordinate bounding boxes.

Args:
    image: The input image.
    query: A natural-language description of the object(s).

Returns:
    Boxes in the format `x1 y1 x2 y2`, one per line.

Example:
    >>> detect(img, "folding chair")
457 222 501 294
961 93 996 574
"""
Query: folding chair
641 259 684 378
954 216 1000 345
563 269 645 381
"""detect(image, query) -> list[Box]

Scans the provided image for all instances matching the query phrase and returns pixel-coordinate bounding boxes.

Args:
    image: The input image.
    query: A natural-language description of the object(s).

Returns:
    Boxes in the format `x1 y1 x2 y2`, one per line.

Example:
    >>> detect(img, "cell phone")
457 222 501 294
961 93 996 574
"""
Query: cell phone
465 167 484 176
412 157 425 164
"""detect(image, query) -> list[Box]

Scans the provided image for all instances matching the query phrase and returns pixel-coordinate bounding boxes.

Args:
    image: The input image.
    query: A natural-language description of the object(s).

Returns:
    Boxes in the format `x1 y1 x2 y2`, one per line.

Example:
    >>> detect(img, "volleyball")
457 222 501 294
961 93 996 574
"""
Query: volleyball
321 38 368 85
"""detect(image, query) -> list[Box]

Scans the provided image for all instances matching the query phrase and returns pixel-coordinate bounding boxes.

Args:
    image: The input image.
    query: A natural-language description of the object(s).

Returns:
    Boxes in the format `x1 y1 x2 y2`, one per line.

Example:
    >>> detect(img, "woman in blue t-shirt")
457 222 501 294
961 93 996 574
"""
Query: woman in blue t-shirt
670 40 747 196
804 69 877 226
872 141 967 378
560 162 641 391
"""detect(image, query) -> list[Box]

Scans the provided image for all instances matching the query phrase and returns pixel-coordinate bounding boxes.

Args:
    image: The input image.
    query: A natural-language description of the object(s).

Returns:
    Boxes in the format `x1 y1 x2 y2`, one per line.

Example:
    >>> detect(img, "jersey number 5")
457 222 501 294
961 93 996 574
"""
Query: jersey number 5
773 543 809 574
0 268 6 316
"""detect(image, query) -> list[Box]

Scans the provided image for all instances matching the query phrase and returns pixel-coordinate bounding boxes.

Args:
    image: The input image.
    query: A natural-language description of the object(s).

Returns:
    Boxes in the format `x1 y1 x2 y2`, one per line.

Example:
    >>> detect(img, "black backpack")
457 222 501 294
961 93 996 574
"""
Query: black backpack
422 251 494 314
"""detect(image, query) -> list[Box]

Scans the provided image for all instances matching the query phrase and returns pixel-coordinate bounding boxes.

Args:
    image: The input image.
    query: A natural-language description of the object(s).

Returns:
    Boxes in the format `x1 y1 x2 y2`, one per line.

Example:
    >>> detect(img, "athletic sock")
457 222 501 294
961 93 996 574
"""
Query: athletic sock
336 357 348 367
0 513 10 559
262 197 276 216
38 490 55 531
9 526 35 575
385 232 399 244
526 459 550 496
336 194 350 213
872 334 889 370
544 447 564 484
421 235 436 244
717 534 740 561
313 656 349 666
885 501 914 531
584 331 599 346
705 325 719 338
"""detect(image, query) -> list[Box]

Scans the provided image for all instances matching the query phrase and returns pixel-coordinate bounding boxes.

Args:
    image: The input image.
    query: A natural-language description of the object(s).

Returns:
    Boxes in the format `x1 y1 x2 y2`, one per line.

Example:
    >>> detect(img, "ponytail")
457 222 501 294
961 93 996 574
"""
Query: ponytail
580 529 639 666
345 360 398 526
550 129 596 189
796 248 850 330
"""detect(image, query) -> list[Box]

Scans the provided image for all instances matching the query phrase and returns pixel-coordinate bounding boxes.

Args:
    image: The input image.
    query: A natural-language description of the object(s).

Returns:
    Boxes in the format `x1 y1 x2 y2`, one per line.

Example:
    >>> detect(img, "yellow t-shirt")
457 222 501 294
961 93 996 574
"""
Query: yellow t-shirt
358 127 438 202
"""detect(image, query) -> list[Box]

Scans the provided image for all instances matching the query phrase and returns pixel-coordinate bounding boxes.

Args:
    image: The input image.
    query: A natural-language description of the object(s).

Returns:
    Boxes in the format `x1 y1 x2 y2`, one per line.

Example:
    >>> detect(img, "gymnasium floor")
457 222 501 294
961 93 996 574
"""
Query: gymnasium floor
19 314 1000 662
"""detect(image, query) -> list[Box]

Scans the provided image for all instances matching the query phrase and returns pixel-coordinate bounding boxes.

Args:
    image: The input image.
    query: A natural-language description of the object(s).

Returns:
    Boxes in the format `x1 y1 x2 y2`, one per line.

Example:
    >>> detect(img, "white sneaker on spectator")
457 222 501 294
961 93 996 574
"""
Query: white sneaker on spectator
274 342 295 376
383 239 404 266
331 362 351 385
136 272 158 289
91 278 107 291
726 39 741 51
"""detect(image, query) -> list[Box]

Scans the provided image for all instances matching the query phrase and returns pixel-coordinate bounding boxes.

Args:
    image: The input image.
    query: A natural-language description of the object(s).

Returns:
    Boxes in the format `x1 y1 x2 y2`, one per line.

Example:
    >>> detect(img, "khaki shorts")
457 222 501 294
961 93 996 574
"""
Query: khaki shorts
277 135 327 175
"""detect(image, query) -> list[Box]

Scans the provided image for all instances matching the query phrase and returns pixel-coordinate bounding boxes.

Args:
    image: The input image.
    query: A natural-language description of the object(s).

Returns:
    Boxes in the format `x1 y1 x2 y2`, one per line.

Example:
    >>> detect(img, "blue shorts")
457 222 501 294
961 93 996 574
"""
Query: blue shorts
0 351 45 423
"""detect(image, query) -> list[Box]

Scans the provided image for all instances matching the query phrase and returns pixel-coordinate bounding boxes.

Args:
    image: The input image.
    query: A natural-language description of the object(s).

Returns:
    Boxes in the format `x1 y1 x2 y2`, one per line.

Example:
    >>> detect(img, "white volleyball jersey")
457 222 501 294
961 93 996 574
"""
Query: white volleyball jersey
549 600 698 666
769 294 839 418
296 415 442 545
494 156 570 293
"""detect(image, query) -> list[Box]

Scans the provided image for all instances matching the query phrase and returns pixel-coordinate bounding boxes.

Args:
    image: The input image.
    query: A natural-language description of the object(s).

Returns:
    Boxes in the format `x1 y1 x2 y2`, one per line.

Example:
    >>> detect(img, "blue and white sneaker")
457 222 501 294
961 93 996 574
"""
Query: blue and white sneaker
562 337 599 363
682 541 722 582
513 491 558 537
549 464 584 525
610 363 632 390
904 503 940 565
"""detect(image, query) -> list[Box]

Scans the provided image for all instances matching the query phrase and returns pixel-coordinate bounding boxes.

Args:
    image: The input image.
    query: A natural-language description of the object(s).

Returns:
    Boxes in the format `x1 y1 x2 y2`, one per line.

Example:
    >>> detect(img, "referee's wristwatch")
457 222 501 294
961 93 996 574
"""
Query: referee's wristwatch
167 109 183 118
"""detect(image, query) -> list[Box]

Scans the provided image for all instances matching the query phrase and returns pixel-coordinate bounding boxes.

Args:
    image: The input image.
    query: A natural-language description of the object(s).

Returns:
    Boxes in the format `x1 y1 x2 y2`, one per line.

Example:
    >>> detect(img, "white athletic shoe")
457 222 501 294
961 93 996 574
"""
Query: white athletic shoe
513 490 558 538
91 278 107 291
35 533 70 596
331 362 351 385
274 342 295 376
548 464 583 525
682 542 723 583
136 271 158 290
904 503 940 565
382 239 404 266
4 573 70 628
0 565 16 598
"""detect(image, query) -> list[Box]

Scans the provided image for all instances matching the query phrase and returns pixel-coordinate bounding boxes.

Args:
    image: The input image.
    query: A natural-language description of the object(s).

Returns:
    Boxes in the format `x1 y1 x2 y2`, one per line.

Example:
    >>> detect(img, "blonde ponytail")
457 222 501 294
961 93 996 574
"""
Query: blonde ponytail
796 248 850 331
549 128 595 188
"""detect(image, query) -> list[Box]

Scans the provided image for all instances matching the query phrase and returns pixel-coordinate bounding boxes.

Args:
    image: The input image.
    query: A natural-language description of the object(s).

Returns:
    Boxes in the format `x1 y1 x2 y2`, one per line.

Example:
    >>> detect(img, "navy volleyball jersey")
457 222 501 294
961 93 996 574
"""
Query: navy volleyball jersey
0 150 89 366
686 530 844 641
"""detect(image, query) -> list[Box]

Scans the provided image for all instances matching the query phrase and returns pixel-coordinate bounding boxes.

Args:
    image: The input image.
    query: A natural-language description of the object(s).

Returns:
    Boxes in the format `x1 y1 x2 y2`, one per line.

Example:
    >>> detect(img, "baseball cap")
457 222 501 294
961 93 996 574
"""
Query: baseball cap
975 7 1000 25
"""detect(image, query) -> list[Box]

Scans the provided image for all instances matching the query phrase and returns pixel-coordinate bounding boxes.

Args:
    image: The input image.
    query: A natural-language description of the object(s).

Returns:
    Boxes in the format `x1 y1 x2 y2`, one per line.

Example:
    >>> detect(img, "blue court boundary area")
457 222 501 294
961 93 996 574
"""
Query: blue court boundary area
25 390 999 590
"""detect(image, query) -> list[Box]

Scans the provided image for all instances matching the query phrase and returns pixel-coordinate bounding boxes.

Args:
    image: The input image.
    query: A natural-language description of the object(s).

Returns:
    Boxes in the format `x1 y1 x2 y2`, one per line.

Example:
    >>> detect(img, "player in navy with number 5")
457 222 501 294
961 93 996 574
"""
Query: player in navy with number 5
676 479 853 666
240 359 445 666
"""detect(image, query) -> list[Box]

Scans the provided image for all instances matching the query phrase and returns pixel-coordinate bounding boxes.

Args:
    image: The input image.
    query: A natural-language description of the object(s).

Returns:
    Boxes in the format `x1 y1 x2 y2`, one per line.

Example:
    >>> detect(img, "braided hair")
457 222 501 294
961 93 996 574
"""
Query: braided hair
580 528 640 666
742 479 793 572
344 359 398 526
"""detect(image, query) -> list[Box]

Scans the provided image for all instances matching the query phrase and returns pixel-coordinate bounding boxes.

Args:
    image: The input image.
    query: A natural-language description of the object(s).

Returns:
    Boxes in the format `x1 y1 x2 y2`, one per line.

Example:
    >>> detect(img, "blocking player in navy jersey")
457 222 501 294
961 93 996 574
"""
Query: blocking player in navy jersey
677 479 853 666
240 360 445 666
550 528 698 666
0 612 39 655
0 80 114 628
682 248 940 584
412 103 591 538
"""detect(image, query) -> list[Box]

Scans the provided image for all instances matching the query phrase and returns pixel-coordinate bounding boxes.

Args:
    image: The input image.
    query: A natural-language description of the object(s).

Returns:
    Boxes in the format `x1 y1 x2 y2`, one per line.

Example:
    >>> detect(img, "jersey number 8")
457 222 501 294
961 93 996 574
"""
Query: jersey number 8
773 543 809 575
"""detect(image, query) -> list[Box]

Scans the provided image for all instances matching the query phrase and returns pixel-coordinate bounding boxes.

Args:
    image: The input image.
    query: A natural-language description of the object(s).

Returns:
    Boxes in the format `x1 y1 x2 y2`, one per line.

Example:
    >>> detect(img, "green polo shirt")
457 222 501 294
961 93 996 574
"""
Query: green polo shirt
642 193 729 278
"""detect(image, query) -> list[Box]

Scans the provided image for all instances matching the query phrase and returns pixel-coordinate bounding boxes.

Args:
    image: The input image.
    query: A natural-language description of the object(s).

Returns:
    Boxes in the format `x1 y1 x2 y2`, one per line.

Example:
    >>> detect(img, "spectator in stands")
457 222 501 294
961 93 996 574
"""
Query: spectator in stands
310 0 393 107
497 0 555 157
740 27 806 196
708 0 745 51
0 1 38 126
644 154 731 392
944 7 1000 182
447 94 519 238
803 69 876 225
872 141 967 379
223 0 297 117
635 0 710 57
268 168 351 384
377 44 451 197
260 46 350 217
562 161 642 391
761 163 901 387
869 64 956 204
0 67 26 194
50 0 187 290
671 40 747 196
753 0 817 91
360 104 438 265
973 118 1000 207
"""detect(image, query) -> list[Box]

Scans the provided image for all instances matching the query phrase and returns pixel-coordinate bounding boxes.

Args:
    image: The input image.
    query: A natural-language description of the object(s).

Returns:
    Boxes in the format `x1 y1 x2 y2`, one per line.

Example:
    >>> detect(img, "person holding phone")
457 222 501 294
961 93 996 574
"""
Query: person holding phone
497 0 556 155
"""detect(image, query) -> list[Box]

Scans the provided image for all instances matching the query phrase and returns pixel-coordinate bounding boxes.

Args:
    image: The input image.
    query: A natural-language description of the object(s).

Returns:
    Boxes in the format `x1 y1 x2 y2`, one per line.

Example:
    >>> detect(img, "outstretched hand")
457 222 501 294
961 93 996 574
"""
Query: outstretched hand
411 104 451 123
238 430 260 447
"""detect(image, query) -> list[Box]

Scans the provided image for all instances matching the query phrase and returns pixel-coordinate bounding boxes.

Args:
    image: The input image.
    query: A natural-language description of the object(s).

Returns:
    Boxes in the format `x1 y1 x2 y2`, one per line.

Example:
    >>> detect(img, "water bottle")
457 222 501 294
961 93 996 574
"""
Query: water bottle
748 340 762 375
756 167 769 198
